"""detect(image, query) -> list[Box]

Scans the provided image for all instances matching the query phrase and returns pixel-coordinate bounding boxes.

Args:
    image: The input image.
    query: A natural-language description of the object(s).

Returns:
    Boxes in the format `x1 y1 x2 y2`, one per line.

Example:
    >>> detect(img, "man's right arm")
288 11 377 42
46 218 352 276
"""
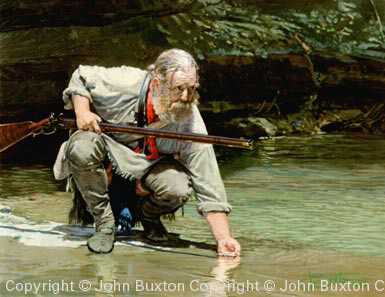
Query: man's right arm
63 66 102 133
72 95 102 134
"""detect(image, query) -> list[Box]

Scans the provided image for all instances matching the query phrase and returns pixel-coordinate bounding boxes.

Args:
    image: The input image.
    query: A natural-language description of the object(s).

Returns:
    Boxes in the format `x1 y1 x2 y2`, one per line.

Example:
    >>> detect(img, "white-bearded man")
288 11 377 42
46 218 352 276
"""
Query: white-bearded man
54 49 241 256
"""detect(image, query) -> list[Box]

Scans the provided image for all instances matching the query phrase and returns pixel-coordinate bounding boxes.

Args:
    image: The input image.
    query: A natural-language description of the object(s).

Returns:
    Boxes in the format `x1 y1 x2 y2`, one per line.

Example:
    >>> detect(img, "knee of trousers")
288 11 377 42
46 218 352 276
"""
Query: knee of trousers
152 186 193 210
66 131 106 170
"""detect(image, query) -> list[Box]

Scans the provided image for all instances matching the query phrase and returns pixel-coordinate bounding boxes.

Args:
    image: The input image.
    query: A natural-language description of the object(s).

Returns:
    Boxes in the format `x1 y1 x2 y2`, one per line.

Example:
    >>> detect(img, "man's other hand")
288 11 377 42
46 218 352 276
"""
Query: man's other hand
72 95 102 133
217 237 241 257
76 111 102 134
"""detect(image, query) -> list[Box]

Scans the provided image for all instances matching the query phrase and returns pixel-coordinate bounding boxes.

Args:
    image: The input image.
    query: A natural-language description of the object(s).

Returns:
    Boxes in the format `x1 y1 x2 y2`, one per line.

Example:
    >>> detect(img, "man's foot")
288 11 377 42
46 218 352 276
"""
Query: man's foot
141 217 169 242
87 227 115 253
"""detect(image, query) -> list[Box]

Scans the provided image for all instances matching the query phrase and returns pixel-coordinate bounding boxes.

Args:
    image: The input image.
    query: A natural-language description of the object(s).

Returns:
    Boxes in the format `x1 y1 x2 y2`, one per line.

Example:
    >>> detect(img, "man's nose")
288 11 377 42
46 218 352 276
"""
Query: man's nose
180 89 188 102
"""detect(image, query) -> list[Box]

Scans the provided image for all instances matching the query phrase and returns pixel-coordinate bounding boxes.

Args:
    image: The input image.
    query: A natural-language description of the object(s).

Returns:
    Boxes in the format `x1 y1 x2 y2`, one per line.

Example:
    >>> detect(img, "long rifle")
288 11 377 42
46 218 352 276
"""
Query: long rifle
0 114 253 153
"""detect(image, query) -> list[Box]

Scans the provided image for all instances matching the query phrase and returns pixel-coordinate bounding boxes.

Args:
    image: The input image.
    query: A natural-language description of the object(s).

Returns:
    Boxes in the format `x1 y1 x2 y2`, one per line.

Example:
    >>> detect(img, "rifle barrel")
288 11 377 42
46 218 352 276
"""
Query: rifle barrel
61 118 252 149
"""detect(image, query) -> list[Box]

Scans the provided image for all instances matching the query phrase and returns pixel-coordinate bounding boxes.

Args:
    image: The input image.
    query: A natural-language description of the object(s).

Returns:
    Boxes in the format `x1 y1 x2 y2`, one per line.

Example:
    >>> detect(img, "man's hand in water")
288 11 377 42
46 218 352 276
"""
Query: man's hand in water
205 212 241 257
217 237 241 257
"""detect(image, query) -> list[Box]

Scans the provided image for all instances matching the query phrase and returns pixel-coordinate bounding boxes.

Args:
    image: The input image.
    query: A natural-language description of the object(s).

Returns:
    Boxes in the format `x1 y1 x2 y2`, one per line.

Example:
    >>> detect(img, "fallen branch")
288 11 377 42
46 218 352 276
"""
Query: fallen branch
369 0 385 44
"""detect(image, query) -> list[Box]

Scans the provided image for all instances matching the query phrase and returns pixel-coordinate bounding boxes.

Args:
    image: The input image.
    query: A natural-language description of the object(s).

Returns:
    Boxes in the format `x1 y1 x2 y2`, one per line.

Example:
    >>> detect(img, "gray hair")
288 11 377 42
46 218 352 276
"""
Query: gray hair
148 49 199 81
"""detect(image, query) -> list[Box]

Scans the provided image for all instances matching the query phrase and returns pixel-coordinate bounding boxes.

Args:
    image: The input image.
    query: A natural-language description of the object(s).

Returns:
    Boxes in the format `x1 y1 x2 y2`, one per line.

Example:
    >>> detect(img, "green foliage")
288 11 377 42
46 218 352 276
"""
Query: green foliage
284 0 385 54
154 0 384 58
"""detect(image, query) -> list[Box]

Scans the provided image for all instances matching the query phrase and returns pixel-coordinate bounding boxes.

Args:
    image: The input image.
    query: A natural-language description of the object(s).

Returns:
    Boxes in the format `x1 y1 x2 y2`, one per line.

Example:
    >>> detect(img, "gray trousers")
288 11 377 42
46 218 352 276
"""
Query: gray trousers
66 131 193 231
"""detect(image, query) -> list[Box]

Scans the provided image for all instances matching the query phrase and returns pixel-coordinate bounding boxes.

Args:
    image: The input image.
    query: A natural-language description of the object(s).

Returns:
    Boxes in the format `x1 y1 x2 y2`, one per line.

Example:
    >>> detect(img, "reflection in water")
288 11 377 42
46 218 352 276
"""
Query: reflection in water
1 134 385 296
90 254 120 297
1 134 385 257
218 134 385 256
203 257 240 297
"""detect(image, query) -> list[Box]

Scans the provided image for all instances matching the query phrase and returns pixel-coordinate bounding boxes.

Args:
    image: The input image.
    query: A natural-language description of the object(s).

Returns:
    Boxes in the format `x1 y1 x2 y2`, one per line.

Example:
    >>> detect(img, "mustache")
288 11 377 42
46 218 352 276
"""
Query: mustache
169 101 194 112
153 88 200 122
160 101 193 122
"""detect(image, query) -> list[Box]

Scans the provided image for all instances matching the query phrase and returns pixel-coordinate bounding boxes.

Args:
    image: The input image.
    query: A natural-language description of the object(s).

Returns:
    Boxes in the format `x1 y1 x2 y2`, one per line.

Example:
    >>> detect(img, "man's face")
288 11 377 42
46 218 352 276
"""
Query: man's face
154 66 199 122
167 67 199 104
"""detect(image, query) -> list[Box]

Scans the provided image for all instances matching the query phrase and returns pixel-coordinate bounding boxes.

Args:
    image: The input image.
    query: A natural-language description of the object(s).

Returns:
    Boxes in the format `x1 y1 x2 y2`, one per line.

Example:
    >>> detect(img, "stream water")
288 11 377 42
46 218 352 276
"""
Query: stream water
0 134 385 296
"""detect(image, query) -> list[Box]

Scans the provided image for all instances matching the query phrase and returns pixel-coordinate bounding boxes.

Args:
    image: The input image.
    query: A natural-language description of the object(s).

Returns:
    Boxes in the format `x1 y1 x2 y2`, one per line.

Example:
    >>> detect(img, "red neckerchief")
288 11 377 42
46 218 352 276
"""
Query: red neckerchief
135 82 160 160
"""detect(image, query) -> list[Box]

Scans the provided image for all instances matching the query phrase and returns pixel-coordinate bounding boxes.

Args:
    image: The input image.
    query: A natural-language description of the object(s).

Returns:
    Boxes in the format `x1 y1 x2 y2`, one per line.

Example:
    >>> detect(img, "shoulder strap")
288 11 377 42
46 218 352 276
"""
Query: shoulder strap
136 72 151 128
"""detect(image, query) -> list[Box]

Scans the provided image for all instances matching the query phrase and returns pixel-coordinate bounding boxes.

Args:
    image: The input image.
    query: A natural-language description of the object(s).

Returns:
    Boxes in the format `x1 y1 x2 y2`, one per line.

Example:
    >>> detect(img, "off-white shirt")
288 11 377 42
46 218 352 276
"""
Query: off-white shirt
54 65 231 214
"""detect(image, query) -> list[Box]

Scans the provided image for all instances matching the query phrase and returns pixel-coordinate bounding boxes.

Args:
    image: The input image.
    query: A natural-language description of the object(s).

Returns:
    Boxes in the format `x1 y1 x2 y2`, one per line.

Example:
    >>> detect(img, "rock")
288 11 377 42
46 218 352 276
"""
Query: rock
0 204 29 224
318 109 363 132
249 117 278 136
0 212 30 225
0 205 12 214
225 117 277 137
274 119 294 135
1 0 385 165
287 112 321 134
1 0 385 122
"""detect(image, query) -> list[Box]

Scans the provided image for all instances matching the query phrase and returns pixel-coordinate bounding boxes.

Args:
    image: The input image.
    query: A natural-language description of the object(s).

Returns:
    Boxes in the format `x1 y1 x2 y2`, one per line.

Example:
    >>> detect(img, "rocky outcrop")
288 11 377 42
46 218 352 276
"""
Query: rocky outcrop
0 0 384 133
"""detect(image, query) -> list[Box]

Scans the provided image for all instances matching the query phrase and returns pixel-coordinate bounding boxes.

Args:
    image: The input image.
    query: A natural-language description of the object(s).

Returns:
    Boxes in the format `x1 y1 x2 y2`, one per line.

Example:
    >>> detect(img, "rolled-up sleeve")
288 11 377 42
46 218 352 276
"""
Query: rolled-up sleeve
182 145 232 215
62 67 92 110
177 106 232 215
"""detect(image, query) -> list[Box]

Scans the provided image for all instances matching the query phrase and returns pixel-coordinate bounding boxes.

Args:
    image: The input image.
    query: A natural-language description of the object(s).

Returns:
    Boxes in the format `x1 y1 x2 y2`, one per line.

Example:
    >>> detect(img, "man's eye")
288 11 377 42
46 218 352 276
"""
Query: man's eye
177 86 184 92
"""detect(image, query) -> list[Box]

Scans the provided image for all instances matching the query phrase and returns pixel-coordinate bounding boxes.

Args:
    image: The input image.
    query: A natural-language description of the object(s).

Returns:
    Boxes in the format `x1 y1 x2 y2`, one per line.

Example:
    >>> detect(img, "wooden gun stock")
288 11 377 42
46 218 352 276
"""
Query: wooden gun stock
0 118 50 153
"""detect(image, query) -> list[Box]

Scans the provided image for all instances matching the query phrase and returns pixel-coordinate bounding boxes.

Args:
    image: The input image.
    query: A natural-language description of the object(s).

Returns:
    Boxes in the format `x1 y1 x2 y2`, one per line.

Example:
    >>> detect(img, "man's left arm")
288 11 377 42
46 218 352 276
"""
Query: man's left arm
177 107 241 256
205 212 241 256
180 145 241 256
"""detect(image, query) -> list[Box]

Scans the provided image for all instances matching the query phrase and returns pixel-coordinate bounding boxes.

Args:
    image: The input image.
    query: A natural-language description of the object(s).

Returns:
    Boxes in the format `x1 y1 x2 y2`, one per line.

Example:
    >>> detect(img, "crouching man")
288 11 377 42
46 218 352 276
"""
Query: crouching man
54 49 241 256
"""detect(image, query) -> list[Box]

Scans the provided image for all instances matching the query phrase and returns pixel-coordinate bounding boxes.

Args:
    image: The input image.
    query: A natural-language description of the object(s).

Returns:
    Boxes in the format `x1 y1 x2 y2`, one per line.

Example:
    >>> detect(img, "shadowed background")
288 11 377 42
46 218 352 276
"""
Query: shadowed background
0 0 384 162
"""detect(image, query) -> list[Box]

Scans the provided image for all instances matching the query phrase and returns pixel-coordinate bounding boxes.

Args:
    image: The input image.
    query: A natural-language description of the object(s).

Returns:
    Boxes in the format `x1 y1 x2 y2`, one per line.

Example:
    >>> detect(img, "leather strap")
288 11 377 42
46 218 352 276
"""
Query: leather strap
135 73 151 151
136 72 151 128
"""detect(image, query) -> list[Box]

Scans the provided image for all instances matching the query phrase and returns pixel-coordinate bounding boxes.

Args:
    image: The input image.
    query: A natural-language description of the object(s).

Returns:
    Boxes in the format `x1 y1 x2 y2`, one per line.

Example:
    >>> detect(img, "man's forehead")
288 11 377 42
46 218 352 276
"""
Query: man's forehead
167 67 197 86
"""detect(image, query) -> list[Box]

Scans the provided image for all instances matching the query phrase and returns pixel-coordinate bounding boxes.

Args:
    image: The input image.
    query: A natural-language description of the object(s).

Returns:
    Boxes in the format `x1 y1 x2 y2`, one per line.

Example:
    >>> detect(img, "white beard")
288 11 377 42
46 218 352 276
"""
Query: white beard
152 95 194 123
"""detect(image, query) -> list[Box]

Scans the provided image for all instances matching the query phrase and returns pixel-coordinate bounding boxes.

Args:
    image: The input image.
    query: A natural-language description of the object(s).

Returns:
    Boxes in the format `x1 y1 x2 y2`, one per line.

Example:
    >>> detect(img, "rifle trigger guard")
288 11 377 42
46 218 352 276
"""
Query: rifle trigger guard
32 125 57 137
41 127 57 135
31 129 43 137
